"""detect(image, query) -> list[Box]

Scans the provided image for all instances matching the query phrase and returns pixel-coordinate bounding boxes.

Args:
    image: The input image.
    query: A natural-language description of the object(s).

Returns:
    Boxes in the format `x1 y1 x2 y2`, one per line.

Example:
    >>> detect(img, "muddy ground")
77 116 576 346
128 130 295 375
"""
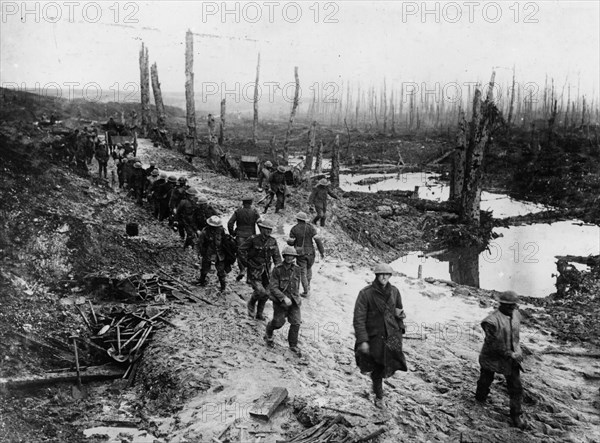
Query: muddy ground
1 90 599 442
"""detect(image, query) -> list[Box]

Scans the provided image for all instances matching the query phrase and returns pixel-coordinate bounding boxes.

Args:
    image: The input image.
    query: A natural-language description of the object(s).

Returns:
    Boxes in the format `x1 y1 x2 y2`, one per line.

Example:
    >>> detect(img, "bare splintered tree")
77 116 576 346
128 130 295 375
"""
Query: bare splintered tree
219 98 226 147
330 135 340 186
507 66 516 125
282 66 300 165
454 71 503 225
253 52 260 147
450 109 467 201
315 140 323 174
150 62 166 129
139 42 151 136
303 120 317 174
185 30 197 147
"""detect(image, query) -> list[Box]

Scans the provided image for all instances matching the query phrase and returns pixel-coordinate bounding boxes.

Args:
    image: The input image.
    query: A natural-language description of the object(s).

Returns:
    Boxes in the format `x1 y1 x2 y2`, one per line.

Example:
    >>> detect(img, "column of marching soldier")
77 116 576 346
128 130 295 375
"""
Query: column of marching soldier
110 154 528 428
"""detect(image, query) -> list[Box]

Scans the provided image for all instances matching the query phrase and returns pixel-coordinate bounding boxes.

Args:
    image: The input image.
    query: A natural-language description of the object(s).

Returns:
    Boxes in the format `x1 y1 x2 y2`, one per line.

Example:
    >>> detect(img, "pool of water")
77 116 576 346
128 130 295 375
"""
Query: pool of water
391 220 600 297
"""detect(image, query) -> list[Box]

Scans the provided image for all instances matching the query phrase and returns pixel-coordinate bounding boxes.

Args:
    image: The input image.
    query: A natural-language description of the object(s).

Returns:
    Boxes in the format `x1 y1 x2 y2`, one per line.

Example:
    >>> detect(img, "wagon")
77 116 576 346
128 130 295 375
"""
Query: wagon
239 155 260 179
106 131 138 156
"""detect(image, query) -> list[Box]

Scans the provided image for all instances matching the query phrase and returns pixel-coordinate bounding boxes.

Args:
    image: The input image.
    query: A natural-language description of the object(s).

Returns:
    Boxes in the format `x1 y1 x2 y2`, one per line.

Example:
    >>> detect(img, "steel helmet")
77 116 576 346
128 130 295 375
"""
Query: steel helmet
286 238 295 246
133 162 142 169
185 187 198 196
264 161 273 168
257 219 275 230
282 246 298 256
151 169 159 176
159 172 167 179
242 194 253 202
178 176 187 184
373 263 394 275
207 215 222 227
150 161 157 166
277 165 286 173
196 195 208 204
167 175 177 183
318 178 330 186
295 211 308 222
497 291 519 305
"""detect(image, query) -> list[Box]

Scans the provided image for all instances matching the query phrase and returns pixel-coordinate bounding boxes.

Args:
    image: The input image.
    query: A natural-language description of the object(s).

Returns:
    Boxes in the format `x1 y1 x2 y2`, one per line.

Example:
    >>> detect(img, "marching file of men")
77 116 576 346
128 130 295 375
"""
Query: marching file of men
84 135 528 427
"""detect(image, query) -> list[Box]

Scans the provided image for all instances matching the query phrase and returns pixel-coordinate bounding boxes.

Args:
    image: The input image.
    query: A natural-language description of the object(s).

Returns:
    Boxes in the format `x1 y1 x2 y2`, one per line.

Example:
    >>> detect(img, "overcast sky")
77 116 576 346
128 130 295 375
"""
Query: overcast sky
1 1 598 110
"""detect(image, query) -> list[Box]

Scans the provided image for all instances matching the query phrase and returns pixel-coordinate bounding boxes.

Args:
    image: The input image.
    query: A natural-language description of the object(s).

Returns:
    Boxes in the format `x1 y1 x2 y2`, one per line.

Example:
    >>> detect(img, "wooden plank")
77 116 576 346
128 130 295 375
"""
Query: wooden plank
0 366 124 391
249 387 288 420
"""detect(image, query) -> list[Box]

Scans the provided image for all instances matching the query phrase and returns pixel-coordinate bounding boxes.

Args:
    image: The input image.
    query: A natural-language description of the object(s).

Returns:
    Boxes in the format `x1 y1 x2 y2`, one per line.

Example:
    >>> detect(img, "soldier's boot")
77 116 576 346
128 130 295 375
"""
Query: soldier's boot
255 299 267 321
219 277 227 292
288 324 301 356
510 396 526 430
264 322 275 347
197 272 208 287
372 378 384 407
247 296 257 318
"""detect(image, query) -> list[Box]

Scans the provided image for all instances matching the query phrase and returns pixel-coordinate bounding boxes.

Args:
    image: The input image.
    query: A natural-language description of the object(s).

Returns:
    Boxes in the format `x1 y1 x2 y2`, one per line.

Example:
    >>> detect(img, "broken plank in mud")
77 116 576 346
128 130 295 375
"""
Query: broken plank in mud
249 387 288 420
0 365 124 391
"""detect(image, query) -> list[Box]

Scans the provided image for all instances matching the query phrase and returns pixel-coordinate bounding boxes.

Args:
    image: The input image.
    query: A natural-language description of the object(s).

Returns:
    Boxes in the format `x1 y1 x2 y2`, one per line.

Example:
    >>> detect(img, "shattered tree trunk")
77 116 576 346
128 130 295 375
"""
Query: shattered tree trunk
315 141 323 174
282 66 300 165
330 135 340 186
139 43 151 137
507 67 516 125
253 53 260 147
303 120 316 173
269 135 277 161
382 79 387 133
219 98 226 147
150 62 167 129
185 30 197 149
450 109 467 201
460 72 496 225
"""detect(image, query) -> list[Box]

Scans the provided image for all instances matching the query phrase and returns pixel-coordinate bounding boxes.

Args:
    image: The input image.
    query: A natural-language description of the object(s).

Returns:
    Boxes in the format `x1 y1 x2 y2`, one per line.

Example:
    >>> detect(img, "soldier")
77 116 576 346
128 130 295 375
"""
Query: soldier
196 215 228 291
150 172 167 218
194 195 219 232
228 195 260 281
353 264 407 408
309 178 339 226
95 141 110 179
146 169 160 198
157 175 177 221
266 165 287 214
287 211 324 297
475 291 527 430
176 187 199 249
238 219 281 321
169 177 189 232
265 246 302 356
145 160 157 178
257 160 273 191
131 161 146 204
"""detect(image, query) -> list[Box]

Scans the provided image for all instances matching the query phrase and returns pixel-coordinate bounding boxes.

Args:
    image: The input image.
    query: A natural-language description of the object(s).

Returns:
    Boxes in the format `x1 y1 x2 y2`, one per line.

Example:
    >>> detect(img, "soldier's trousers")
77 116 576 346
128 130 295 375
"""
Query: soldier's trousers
182 224 196 249
200 256 226 285
475 364 523 418
312 204 327 226
236 236 250 273
266 302 301 347
274 190 285 211
98 161 107 179
158 199 170 221
295 253 315 294
370 363 385 398
247 270 270 317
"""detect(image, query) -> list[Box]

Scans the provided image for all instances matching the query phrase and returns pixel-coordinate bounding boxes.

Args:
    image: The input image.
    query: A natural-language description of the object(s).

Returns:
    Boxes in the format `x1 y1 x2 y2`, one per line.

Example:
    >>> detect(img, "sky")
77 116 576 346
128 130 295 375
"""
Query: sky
1 1 599 112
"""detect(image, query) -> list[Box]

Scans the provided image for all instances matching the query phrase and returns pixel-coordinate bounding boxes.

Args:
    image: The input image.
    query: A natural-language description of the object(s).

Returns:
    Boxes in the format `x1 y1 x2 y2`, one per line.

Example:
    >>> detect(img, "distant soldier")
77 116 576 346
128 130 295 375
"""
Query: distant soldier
131 161 146 204
95 141 109 179
287 211 324 297
228 195 260 281
196 215 228 291
193 195 219 232
157 175 177 221
257 161 273 191
353 264 407 408
150 172 167 218
146 169 160 198
238 219 281 321
475 291 527 430
169 177 189 234
265 246 302 356
145 160 157 178
176 187 199 249
309 178 339 226
265 165 287 214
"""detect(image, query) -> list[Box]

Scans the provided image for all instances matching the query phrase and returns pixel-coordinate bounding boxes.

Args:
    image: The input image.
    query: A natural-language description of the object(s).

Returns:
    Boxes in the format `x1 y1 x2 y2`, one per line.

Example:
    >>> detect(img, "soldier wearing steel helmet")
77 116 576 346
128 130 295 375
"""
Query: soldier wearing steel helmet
353 264 407 408
257 160 273 192
228 195 261 281
130 161 146 204
287 211 324 297
309 178 339 227
150 172 167 218
266 165 288 214
176 187 200 249
156 175 177 221
196 215 228 291
238 219 282 321
169 176 189 233
265 246 302 355
475 291 527 430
